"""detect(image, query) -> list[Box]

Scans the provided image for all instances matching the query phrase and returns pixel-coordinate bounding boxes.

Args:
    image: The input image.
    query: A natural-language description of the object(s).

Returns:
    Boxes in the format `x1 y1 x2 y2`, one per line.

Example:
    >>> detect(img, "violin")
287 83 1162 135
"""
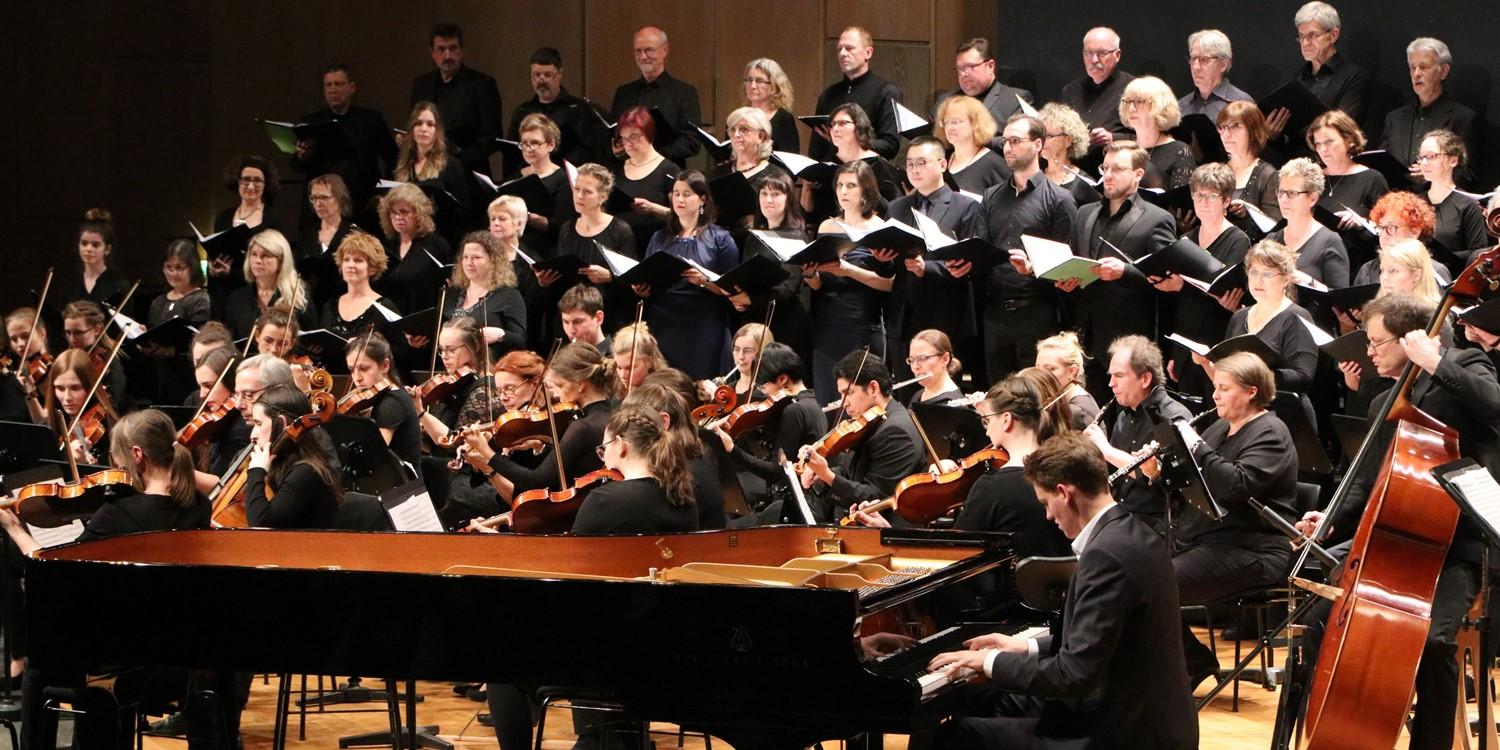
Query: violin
6 468 135 528
691 384 737 426
22 351 52 386
444 402 582 471
61 404 109 457
177 397 239 449
417 368 476 405
717 390 793 439
211 390 337 527
841 447 1009 526
465 468 622 534
796 405 886 473
337 380 398 415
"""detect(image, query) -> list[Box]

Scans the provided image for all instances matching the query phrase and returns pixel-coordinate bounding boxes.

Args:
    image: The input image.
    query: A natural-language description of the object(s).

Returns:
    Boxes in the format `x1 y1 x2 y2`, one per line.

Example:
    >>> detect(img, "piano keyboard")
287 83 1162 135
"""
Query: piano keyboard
903 624 1050 696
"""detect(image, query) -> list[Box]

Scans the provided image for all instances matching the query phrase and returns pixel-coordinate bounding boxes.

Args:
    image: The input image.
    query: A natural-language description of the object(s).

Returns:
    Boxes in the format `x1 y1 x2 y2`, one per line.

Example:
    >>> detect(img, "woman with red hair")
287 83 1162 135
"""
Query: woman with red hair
1355 191 1449 285
614 106 679 258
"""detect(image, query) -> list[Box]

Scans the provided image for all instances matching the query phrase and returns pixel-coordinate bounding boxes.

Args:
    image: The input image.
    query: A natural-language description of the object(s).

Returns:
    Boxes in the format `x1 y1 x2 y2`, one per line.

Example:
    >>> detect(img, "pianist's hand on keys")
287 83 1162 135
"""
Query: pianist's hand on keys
926 628 1043 682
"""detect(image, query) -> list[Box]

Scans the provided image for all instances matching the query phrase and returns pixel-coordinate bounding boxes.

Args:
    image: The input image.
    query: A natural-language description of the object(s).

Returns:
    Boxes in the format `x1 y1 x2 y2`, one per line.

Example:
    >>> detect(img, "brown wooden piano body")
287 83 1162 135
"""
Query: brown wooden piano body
25 526 1013 750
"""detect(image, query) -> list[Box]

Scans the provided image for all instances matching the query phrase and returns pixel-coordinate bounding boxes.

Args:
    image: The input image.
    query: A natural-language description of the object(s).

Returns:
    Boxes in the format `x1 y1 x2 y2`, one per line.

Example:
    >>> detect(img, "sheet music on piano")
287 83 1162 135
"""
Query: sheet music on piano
1434 458 1500 545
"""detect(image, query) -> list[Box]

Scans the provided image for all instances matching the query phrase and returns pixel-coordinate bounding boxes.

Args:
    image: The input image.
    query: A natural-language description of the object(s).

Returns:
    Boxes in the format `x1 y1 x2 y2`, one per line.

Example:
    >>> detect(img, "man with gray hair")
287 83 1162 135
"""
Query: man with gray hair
1381 37 1479 188
609 26 702 163
1058 27 1135 158
1290 1 1370 121
1179 29 1253 121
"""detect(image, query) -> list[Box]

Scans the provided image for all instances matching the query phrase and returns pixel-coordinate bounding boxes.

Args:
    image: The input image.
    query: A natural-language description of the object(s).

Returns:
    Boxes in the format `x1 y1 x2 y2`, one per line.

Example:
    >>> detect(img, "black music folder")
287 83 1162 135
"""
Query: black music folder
709 171 759 224
1138 184 1192 214
494 173 555 215
192 221 254 265
1180 263 1248 298
691 125 734 163
1257 79 1329 141
1165 332 1280 369
753 232 856 267
603 248 692 292
1128 236 1226 281
398 307 441 337
771 151 838 184
711 254 790 297
839 219 927 257
127 317 195 353
257 118 346 156
1354 150 1412 190
1297 282 1381 316
1457 297 1500 334
1271 391 1332 473
910 401 987 462
515 247 587 279
1170 113 1226 165
1319 329 1376 380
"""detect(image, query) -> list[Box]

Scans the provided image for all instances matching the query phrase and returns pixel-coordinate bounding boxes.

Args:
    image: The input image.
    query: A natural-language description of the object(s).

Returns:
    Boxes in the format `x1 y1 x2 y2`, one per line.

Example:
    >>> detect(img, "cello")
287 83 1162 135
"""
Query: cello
1298 241 1500 750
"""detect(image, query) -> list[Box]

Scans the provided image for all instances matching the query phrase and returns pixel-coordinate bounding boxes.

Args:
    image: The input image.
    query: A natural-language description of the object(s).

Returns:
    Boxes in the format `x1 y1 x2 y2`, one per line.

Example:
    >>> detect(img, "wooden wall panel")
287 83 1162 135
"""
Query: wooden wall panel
582 2 714 113
824 0 932 44
711 0 824 127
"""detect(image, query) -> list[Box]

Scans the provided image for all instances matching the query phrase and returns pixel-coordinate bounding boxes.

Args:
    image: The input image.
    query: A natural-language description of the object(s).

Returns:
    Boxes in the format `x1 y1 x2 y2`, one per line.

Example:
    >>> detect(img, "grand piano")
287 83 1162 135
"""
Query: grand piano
25 525 1024 749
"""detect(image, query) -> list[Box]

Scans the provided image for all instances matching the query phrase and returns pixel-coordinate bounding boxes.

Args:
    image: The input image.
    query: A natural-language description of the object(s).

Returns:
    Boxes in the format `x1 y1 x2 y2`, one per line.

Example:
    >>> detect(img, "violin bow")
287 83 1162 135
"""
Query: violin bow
279 280 304 359
625 301 645 397
243 321 259 359
64 319 130 442
54 407 82 483
908 412 944 470
746 301 776 395
343 323 376 399
481 293 494 423
540 338 569 490
22 268 54 363
185 354 238 427
88 279 141 359
429 285 449 377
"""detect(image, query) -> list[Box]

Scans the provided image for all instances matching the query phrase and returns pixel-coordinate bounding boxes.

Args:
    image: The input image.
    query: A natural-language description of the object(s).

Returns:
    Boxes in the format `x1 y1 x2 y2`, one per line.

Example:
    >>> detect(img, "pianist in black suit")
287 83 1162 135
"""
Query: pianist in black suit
927 433 1197 750
293 64 397 212
410 22 502 175
800 353 924 524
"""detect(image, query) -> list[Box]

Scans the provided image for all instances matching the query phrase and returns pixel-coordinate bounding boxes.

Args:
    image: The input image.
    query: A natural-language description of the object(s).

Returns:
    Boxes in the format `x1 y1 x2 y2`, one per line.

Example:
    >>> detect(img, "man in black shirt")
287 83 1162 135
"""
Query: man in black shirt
970 114 1077 382
609 26 702 164
410 22 503 175
1057 27 1135 166
932 38 1033 152
294 64 397 215
1289 2 1370 122
810 26 904 161
1380 37 1480 189
507 47 597 172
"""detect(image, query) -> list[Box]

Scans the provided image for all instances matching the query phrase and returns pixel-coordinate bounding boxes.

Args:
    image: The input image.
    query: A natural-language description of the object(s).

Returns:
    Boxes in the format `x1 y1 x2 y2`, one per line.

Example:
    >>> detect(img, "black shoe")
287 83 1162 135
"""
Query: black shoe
465 686 488 702
453 682 480 696
477 712 493 727
144 712 187 738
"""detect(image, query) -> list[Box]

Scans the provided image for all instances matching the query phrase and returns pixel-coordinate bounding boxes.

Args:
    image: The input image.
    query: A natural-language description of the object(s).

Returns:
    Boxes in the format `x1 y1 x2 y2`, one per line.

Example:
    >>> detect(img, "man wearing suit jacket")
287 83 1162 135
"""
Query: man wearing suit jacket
1299 293 1500 750
884 137 982 379
932 38 1034 153
800 353 923 523
410 22 503 175
1016 141 1174 396
929 433 1197 749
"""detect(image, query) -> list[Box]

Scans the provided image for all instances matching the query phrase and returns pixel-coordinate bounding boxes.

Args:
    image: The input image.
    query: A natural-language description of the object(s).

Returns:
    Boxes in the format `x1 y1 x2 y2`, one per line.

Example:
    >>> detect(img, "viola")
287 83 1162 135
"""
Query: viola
61 404 109 456
417 368 476 405
337 381 398 415
841 447 1010 527
440 402 582 452
718 390 793 439
177 397 239 449
691 384 737 426
466 468 623 534
797 405 886 473
6 468 135 528
211 390 337 528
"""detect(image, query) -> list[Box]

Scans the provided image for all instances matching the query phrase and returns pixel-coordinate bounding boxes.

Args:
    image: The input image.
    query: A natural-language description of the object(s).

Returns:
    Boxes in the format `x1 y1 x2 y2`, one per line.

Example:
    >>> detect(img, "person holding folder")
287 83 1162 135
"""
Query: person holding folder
1309 110 1387 271
741 58 799 155
808 26 903 162
443 230 527 360
609 26 702 164
1217 102 1282 241
1194 241 1319 397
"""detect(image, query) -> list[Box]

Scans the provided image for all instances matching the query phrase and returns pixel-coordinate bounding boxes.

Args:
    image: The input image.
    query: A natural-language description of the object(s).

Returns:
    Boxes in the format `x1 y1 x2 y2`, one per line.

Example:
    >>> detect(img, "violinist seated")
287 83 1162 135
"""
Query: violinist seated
798 353 923 524
342 333 424 478
60 300 132 412
410 315 485 457
4 307 54 423
711 344 825 522
924 434 1197 750
185 347 251 494
448 351 549 520
0 410 209 750
632 370 727 530
1081 335 1193 532
1295 293 1500 750
26 349 119 466
463 342 616 507
245 384 344 529
572 403 698 535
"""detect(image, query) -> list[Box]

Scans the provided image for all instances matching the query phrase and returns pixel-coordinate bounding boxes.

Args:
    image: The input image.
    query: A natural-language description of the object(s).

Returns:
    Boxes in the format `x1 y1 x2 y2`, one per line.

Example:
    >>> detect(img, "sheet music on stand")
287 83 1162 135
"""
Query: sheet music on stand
1435 459 1500 545
380 479 445 532
782 461 818 525
1154 417 1227 522
27 520 85 548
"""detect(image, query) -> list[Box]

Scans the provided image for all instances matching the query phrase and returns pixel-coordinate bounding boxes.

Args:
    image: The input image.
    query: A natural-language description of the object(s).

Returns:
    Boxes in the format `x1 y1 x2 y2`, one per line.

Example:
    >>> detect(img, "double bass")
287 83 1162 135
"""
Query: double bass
1299 242 1500 750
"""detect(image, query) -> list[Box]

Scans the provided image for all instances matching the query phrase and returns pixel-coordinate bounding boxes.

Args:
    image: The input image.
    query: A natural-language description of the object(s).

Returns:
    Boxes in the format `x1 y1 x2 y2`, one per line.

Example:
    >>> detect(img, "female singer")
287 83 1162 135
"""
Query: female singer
711 343 825 518
487 195 543 333
1153 163 1252 399
32 349 118 464
1120 76 1194 190
344 332 423 475
1269 158 1350 288
553 163 636 330
814 103 900 207
60 208 130 307
1175 351 1299 686
411 314 485 451
441 230 527 359
209 156 281 303
1418 129 1490 272
611 321 668 394
378 182 453 326
736 170 814 366
906 329 964 405
393 102 473 242
1037 104 1101 206
514 113 577 248
724 322 773 403
1195 240 1319 396
245 384 343 529
318 231 405 361
628 372 725 530
614 106 680 259
808 160 895 403
465 341 616 496
572 402 698 534
140 238 211 404
1218 102 1282 239
1033 331 1102 429
635 171 738 379
742 58 799 154
717 107 782 186
1354 191 1447 285
295 173 355 308
934 95 1006 195
1309 111 1387 271
223 229 315 340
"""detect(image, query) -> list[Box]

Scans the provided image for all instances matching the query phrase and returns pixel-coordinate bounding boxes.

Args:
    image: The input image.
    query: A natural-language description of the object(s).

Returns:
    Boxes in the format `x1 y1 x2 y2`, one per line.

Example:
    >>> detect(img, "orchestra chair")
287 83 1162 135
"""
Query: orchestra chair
532 686 712 750
38 667 171 750
1015 556 1077 614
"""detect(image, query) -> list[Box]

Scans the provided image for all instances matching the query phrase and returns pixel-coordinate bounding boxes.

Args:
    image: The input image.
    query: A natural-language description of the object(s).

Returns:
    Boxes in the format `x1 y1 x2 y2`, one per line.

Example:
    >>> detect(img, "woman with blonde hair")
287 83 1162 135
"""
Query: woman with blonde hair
319 230 406 362
906 329 964 406
1033 331 1101 429
743 58 799 153
935 95 1006 194
1037 103 1101 206
611 320 669 393
1194 240 1318 397
443 230 527 358
1120 76 1194 189
222 229 314 340
723 322 774 402
378 181 453 321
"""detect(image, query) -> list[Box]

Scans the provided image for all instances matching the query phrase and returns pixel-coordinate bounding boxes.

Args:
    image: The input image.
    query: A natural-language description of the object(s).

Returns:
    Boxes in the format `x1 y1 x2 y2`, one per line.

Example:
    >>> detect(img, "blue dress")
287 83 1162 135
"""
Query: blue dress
642 225 739 379
810 245 891 403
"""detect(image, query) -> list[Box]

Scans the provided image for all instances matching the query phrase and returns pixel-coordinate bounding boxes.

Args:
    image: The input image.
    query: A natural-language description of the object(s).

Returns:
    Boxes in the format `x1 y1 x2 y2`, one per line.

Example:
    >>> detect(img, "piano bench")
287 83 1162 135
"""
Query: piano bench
534 687 713 750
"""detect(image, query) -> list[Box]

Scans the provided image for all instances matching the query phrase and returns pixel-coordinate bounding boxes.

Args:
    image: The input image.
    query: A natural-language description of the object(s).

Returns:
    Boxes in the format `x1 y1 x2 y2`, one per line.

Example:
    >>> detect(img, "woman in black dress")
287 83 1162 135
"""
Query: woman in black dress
377 182 453 320
343 332 423 478
736 171 813 368
1151 164 1252 401
318 231 406 369
209 156 283 308
1418 129 1490 273
245 384 343 529
1033 332 1101 430
1309 111 1387 273
440 230 526 360
223 229 316 340
296 173 356 311
808 161 896 403
1121 76 1194 191
905 329 964 406
58 208 131 308
635 171 739 380
574 402 698 534
142 239 212 404
553 163 637 331
936 95 1007 196
1193 240 1318 398
802 103 900 222
393 102 474 243
1037 104 1101 207
743 58 800 155
1219 102 1282 241
1269 158 1349 288
487 195 544 348
614 106 680 259
514 113 578 254
628 371 726 530
709 107 791 234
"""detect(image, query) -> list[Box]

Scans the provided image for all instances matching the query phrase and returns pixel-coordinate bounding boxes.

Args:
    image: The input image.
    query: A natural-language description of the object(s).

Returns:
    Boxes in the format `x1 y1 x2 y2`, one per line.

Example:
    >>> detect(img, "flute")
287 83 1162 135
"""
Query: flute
822 372 931 413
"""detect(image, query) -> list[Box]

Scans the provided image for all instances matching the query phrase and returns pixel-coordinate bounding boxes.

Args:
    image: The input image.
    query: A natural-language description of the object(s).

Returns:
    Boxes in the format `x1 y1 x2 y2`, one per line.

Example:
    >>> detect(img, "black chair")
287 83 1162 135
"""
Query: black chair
533 686 711 750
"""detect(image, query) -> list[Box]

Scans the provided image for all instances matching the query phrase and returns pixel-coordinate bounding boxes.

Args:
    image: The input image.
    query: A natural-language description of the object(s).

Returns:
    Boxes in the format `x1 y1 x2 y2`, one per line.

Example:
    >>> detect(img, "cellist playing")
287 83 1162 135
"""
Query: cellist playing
1295 292 1500 750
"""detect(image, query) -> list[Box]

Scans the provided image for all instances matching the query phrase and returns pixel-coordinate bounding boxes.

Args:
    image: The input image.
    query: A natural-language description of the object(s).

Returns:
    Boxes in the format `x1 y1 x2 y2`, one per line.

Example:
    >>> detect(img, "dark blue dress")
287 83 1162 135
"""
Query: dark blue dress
642 225 739 379
810 244 892 403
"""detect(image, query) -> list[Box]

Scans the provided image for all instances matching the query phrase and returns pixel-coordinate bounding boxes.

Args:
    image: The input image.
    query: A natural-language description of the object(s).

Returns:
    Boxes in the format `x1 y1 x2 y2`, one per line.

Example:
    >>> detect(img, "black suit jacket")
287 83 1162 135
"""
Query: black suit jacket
819 400 924 518
988 504 1197 749
885 187 981 339
411 65 503 173
1069 196 1176 360
610 71 703 164
1380 94 1481 189
934 82 1035 151
295 104 397 198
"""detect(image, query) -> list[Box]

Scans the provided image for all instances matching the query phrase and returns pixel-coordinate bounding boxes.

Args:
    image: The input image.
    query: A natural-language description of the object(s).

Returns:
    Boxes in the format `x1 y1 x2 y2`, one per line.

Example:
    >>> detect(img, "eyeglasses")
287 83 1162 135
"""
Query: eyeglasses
239 176 266 185
1247 269 1284 282
1191 191 1226 202
1097 165 1135 175
436 345 466 356
1415 153 1445 164
62 328 94 339
1296 30 1330 44
497 382 530 396
829 119 855 129
1376 223 1408 236
1365 333 1399 352
389 207 416 217
520 139 549 149
742 76 772 86
1121 97 1150 109
1084 49 1119 60
1187 55 1221 66
905 353 942 366
620 132 647 144
976 411 1002 426
999 136 1031 148
904 158 939 170
940 118 969 128
729 125 760 136
595 437 622 460
1216 122 1245 133
1276 188 1313 199
234 386 267 402
955 61 991 75
308 194 335 204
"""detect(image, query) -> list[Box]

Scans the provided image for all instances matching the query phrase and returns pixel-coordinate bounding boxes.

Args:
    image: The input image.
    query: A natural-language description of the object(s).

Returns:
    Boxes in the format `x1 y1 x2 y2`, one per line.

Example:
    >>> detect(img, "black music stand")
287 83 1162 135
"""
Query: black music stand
1435 458 1500 746
910 401 986 462
1149 414 1226 551
324 416 411 496
0 421 62 476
